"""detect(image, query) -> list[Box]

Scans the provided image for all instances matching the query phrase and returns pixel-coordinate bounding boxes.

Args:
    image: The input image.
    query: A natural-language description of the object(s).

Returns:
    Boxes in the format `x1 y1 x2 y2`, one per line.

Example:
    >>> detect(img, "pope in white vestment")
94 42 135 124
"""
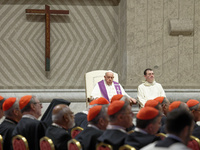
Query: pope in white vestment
91 79 130 102
90 70 137 104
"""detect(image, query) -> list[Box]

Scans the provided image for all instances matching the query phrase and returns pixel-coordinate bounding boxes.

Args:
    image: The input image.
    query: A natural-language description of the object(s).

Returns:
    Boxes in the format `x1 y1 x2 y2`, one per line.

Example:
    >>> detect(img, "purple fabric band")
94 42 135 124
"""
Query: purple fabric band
113 81 122 94
98 80 122 102
98 80 109 101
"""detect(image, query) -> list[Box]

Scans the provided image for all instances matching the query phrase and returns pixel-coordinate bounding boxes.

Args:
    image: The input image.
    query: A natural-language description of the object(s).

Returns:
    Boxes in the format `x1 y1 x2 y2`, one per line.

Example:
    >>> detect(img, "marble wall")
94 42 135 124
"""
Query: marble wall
0 0 121 89
126 0 200 89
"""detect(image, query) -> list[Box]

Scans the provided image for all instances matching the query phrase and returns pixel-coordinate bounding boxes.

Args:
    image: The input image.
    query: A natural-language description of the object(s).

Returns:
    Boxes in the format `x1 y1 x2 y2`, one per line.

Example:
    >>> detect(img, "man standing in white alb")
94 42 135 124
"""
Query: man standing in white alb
137 68 166 108
90 70 137 104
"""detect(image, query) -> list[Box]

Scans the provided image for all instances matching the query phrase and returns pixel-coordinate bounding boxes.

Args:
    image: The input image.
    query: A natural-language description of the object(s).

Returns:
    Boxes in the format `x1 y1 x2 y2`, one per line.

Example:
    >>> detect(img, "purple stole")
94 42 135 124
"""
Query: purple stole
98 80 122 102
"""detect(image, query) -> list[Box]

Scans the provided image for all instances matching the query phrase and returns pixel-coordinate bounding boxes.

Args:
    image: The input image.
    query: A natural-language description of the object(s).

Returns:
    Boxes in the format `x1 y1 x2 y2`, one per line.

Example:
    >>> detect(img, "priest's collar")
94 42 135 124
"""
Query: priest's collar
82 110 88 115
52 123 67 131
22 114 37 120
88 124 99 130
143 80 156 86
134 127 148 134
107 124 126 133
52 123 62 128
166 133 183 143
5 118 18 125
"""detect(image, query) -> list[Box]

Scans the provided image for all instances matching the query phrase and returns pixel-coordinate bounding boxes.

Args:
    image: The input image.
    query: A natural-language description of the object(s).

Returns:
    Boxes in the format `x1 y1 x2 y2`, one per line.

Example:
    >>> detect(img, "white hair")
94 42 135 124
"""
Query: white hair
105 70 114 76
52 106 68 122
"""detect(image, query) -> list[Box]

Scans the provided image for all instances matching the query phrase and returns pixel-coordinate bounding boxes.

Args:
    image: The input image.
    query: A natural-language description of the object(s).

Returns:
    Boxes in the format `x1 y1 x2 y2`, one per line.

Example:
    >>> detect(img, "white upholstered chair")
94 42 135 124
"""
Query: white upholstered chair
85 70 119 107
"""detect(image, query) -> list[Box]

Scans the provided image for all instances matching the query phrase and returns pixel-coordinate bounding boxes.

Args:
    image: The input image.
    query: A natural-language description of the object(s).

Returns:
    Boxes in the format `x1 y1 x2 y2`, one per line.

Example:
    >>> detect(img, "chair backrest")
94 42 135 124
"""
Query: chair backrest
119 144 136 150
67 139 82 150
40 136 55 150
156 133 166 140
187 135 200 150
12 135 29 150
71 126 84 138
96 142 113 150
85 70 119 106
0 134 3 150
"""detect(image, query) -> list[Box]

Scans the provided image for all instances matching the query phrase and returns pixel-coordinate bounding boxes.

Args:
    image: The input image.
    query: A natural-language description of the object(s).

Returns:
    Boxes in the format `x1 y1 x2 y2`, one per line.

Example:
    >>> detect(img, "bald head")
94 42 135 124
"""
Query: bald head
53 104 69 114
52 104 74 129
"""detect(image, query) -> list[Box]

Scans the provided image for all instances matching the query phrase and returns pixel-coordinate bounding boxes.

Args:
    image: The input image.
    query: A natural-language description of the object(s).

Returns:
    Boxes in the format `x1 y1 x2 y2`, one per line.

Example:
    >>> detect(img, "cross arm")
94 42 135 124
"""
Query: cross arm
49 10 69 14
26 9 46 14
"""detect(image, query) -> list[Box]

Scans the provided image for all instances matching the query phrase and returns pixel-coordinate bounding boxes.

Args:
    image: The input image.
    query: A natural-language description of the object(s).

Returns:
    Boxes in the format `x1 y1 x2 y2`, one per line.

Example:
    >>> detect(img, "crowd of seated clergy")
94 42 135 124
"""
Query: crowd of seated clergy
0 94 199 150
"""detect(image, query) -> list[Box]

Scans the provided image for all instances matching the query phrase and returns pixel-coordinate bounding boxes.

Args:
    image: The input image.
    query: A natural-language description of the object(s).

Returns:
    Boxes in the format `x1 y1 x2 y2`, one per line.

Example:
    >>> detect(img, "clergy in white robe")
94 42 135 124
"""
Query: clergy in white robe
137 68 166 107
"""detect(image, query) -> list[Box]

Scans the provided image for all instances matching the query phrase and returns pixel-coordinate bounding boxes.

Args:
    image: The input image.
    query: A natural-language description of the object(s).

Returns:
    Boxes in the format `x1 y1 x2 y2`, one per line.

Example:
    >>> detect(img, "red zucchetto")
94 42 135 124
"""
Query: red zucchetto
107 101 125 115
87 105 102 121
187 99 199 108
19 95 32 110
169 101 181 112
145 100 159 108
111 94 123 103
154 97 165 104
0 96 4 101
89 97 109 106
137 107 159 120
3 97 16 111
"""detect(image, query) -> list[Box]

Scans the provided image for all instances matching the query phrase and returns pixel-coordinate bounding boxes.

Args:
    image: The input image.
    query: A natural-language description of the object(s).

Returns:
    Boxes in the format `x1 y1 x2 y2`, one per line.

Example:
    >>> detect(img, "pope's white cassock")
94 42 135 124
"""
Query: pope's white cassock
90 80 131 102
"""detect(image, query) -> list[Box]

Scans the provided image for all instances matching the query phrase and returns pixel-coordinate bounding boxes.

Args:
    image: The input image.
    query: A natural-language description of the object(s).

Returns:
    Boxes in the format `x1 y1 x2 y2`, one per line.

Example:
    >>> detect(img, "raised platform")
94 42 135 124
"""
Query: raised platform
1 89 200 114
1 89 200 102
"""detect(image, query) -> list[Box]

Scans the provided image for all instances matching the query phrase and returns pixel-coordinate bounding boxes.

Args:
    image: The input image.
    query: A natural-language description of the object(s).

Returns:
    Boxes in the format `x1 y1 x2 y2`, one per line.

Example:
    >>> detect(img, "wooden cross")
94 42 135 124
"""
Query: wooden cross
26 5 69 71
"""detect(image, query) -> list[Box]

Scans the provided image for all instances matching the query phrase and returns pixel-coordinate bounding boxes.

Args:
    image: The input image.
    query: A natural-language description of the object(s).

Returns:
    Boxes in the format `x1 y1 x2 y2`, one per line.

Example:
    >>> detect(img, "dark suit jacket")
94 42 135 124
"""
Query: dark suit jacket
0 118 18 150
12 117 47 150
125 131 161 150
155 137 182 147
98 129 127 150
74 112 88 129
75 126 103 150
45 125 71 150
192 123 200 138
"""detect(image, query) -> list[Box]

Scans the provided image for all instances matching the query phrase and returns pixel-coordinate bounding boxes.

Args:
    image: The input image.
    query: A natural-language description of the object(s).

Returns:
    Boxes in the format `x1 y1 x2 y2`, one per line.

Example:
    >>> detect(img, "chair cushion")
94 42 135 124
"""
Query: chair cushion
13 139 27 150
187 139 200 150
68 143 79 150
71 129 82 138
40 140 52 150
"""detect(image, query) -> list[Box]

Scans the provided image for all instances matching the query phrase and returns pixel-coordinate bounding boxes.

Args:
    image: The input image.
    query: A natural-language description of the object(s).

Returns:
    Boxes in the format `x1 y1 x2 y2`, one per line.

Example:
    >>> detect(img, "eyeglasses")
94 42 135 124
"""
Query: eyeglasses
34 102 42 106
